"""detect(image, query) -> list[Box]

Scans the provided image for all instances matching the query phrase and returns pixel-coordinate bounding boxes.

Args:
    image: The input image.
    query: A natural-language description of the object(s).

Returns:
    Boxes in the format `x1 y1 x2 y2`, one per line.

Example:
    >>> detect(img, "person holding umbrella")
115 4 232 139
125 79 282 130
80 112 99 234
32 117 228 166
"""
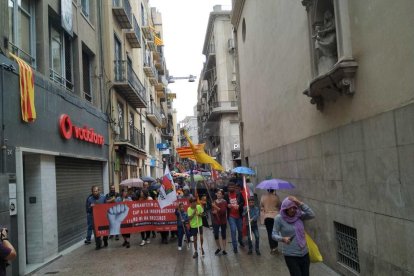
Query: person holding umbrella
260 189 281 255
272 196 315 276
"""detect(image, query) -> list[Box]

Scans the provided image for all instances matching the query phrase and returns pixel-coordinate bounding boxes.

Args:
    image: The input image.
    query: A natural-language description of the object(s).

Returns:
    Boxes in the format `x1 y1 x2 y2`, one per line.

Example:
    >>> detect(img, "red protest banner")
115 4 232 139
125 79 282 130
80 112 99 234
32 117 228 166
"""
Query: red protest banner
93 199 189 237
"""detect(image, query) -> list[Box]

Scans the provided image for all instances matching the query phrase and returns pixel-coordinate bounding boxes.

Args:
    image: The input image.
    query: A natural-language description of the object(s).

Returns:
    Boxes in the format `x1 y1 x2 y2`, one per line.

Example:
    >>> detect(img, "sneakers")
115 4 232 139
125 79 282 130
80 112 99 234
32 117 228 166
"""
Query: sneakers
103 240 108 247
256 250 261 256
201 248 205 256
126 242 130 248
214 249 221 255
122 241 128 247
222 250 228 255
178 246 182 251
239 241 245 248
193 251 198 258
146 239 151 244
84 240 91 245
270 248 279 255
140 240 146 246
233 248 238 254
115 235 120 241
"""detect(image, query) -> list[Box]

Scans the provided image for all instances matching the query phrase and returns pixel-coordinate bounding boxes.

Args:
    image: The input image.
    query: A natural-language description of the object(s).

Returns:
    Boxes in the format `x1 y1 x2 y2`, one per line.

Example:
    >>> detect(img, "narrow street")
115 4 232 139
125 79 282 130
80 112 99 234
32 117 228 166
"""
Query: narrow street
30 227 338 276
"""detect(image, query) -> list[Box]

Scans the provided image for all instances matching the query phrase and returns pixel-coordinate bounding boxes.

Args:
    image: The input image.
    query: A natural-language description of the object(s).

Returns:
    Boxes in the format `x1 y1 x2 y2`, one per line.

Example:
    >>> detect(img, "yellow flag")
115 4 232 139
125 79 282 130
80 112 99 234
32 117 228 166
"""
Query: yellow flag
183 131 224 171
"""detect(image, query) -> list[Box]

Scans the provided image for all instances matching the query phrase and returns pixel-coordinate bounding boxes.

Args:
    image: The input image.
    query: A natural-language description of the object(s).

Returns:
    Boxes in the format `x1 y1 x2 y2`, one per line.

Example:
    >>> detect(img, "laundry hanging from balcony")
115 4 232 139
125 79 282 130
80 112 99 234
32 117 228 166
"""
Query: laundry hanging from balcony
10 53 36 123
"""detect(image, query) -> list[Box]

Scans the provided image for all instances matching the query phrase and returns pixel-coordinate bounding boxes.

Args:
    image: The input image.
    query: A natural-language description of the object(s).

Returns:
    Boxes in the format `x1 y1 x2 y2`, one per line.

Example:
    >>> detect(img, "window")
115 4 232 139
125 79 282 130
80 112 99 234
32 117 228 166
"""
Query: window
8 0 35 65
81 0 90 18
49 25 73 90
82 51 92 102
334 222 360 273
141 3 145 26
129 111 135 141
114 34 122 81
117 101 125 139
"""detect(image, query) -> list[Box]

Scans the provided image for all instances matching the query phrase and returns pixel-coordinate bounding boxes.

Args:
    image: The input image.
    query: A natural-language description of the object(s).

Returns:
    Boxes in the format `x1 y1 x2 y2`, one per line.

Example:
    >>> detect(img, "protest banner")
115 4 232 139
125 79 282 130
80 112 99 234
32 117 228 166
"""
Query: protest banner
93 198 189 237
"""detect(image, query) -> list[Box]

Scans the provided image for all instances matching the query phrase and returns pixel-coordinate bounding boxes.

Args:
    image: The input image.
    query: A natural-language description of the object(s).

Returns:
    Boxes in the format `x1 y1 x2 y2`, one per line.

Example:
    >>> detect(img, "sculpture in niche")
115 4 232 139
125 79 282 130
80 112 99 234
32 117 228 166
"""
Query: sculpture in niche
313 10 337 75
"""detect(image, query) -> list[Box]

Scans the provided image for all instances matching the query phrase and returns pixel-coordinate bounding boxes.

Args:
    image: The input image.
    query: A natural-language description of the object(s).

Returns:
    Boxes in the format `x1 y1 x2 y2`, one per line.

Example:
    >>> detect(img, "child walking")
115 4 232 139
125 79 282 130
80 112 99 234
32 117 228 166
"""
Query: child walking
243 196 261 255
175 202 190 250
187 197 204 258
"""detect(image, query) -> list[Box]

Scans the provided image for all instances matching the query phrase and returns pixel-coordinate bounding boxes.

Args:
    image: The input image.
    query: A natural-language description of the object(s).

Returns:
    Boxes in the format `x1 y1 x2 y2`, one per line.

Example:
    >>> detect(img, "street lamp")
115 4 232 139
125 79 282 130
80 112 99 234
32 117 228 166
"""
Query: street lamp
168 75 197 84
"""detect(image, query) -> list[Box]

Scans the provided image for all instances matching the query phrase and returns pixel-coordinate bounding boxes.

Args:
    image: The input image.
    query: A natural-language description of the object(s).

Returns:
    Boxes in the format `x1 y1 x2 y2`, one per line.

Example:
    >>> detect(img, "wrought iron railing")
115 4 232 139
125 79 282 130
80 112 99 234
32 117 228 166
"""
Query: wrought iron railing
211 101 237 108
129 126 145 150
148 102 162 123
112 0 132 24
113 60 147 104
131 16 141 42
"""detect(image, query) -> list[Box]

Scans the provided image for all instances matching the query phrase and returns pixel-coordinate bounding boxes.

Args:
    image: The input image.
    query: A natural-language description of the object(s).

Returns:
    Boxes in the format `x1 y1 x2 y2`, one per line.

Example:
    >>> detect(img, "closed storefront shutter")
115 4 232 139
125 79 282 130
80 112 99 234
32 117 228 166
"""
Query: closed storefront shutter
55 156 103 251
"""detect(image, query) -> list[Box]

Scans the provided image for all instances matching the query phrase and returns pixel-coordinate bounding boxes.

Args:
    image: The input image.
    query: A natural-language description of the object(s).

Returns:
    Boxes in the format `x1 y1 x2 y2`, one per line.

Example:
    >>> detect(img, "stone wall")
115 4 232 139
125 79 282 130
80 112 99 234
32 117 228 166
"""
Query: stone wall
252 103 414 275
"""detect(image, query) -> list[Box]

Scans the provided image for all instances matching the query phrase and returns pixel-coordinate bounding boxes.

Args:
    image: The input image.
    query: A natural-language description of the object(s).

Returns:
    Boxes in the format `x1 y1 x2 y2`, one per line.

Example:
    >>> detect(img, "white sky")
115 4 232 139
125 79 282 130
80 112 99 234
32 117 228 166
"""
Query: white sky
149 0 232 122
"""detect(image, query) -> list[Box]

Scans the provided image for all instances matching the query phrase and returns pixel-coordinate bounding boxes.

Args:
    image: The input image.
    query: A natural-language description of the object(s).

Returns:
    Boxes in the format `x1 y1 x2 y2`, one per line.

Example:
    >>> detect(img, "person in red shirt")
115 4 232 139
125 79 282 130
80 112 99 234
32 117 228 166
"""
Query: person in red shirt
224 182 245 253
211 189 228 255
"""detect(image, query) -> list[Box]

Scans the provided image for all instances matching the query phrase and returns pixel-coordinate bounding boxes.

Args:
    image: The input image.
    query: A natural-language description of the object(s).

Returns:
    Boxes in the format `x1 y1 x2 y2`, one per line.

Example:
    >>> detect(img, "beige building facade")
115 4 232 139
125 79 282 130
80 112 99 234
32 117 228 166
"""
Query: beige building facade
232 0 414 275
198 5 240 171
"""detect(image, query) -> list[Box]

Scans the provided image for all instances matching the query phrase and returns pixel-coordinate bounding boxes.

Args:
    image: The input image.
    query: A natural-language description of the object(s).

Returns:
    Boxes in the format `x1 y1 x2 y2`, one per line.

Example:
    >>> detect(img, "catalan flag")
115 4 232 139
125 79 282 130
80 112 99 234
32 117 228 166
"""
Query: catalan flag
10 53 36 123
154 35 164 46
183 131 224 171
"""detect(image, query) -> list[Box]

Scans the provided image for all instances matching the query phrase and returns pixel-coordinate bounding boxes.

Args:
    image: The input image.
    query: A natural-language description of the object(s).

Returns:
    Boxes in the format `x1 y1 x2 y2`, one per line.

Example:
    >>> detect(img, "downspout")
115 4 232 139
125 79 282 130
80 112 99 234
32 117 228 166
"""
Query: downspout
232 29 245 167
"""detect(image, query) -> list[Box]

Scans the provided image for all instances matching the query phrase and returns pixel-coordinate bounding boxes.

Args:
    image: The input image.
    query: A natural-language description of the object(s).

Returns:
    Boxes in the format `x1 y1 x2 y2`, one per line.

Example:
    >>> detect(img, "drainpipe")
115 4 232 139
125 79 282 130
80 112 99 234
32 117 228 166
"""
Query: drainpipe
0 62 15 173
232 29 245 167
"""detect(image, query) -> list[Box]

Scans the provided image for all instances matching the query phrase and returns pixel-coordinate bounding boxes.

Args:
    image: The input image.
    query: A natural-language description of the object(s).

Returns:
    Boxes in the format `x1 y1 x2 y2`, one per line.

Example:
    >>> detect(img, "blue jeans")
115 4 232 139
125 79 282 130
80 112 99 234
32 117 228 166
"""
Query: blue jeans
177 225 190 247
86 212 93 241
228 216 243 250
247 224 260 251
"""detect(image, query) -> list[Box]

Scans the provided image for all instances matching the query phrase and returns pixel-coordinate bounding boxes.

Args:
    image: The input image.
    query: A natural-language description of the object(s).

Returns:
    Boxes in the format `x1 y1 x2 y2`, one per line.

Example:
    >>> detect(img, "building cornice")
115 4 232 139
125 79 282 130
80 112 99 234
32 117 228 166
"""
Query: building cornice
231 0 245 29
202 11 231 55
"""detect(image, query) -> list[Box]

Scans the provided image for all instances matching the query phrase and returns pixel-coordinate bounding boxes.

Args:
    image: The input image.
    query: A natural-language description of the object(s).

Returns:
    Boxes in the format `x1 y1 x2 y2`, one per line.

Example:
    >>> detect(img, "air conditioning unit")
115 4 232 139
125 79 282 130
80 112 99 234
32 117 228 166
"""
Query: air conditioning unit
228 39 235 52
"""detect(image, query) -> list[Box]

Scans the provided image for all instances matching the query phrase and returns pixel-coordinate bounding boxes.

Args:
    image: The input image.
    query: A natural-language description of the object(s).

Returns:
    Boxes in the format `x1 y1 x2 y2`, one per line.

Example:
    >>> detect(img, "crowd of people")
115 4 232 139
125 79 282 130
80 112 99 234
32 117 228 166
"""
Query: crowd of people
85 175 315 276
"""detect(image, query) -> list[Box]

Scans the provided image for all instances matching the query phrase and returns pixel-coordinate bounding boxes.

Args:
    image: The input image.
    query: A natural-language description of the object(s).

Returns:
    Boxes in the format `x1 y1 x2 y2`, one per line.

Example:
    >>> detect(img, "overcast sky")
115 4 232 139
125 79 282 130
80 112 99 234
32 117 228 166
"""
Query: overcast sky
149 0 232 122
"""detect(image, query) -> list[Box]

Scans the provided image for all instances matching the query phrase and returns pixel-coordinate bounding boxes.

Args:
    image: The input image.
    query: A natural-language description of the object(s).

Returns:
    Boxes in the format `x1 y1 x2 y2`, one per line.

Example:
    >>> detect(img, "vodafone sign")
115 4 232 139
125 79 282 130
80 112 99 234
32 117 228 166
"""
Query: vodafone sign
59 114 104 146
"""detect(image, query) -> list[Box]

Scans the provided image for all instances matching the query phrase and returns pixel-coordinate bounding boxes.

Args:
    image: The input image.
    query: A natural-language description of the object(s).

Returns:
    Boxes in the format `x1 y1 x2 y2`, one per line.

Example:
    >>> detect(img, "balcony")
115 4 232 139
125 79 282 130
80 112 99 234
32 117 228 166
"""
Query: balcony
114 126 146 153
161 128 174 141
112 0 132 29
205 43 216 69
113 60 147 108
125 16 142 48
147 102 163 127
143 61 158 85
206 101 238 122
141 23 154 40
155 76 167 95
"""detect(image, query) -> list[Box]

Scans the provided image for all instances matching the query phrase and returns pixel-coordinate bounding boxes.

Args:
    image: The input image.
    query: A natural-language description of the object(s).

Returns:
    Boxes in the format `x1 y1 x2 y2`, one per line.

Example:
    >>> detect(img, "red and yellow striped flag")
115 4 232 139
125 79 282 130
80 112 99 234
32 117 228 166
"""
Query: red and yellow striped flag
10 53 36 122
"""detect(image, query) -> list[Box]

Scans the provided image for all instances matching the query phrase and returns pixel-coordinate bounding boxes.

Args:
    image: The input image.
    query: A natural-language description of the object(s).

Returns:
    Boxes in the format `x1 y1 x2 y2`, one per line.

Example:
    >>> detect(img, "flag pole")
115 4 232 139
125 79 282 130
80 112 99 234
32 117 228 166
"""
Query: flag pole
243 174 253 241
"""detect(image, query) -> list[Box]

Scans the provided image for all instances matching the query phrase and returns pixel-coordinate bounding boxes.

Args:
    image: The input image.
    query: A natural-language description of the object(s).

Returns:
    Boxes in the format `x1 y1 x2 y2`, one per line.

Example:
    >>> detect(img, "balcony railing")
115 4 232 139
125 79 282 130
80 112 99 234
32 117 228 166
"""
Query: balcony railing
113 60 147 108
146 101 163 127
112 0 132 29
49 68 74 92
143 61 158 85
125 16 142 48
129 127 145 150
115 126 145 151
9 41 35 67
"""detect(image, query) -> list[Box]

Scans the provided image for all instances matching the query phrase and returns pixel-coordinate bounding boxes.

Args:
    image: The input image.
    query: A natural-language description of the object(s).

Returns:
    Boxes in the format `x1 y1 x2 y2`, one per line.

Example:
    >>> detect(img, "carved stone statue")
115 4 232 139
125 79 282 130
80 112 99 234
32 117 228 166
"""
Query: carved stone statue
313 10 337 75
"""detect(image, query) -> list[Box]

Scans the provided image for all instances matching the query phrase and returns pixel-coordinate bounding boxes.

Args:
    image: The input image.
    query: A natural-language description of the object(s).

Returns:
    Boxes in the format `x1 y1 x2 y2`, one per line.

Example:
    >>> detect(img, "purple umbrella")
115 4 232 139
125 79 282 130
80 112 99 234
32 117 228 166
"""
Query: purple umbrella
256 179 295 190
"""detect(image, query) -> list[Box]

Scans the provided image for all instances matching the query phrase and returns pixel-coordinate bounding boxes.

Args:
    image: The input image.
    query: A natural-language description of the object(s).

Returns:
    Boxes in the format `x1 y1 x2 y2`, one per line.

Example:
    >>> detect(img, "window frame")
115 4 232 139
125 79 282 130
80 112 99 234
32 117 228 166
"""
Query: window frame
8 0 36 66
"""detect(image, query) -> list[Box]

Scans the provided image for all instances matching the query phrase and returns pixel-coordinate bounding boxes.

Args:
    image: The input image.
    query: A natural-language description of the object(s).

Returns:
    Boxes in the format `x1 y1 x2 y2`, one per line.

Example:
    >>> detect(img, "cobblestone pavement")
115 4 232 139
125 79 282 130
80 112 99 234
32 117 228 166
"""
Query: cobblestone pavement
30 226 339 276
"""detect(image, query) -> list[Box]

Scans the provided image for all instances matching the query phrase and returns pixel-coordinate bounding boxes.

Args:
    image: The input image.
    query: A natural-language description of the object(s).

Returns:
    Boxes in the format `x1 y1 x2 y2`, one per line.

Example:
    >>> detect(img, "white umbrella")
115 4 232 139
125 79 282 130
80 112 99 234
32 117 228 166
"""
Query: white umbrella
119 178 144 188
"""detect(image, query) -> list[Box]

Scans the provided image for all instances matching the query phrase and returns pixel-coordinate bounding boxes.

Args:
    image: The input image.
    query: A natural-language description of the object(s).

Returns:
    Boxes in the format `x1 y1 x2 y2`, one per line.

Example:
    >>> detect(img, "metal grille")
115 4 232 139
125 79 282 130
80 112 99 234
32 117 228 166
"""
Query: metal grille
334 221 360 273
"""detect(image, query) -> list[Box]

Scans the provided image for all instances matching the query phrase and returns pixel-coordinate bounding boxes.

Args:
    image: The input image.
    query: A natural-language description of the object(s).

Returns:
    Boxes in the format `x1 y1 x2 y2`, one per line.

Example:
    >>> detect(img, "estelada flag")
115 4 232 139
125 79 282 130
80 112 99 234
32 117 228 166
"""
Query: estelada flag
10 53 36 122
158 165 177 209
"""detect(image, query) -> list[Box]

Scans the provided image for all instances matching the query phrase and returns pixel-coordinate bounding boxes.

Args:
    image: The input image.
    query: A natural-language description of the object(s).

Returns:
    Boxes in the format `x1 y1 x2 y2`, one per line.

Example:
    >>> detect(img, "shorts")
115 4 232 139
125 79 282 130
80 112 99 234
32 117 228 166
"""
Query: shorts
190 226 203 236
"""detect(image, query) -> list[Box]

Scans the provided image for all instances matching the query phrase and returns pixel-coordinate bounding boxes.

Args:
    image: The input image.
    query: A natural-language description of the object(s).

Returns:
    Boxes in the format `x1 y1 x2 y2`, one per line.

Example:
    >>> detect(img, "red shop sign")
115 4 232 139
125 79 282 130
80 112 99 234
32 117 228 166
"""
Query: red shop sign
59 114 104 146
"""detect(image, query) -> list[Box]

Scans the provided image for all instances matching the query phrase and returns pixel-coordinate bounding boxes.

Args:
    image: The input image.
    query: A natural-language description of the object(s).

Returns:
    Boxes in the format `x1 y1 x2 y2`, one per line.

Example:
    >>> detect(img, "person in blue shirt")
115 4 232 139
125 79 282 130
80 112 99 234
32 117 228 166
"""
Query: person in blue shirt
243 196 261 255
85 185 107 250
175 202 190 250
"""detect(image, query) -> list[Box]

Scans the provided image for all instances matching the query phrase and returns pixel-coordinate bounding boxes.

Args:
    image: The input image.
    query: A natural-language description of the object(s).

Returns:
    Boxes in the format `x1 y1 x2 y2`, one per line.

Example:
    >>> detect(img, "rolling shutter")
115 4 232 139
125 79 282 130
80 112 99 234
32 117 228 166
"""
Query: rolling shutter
55 156 103 251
